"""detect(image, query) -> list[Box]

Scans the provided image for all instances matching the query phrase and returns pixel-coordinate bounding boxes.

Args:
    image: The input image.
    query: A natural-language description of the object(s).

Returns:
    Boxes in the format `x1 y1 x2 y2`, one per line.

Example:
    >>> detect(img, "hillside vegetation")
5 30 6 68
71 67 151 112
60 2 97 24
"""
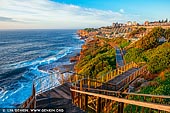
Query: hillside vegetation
74 36 130 78
125 42 170 73
76 27 170 97
125 27 170 73
75 38 116 78
124 27 170 112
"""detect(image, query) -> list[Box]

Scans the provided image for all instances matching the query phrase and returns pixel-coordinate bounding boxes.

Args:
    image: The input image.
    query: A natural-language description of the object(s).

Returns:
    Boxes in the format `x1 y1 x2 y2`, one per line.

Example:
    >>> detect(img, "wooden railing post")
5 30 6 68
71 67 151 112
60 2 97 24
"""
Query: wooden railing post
96 96 101 113
80 80 83 91
96 91 102 113
114 70 116 78
84 94 88 112
76 74 78 82
118 92 124 113
107 73 109 82
32 83 36 108
71 86 75 104
88 78 90 90
78 92 81 108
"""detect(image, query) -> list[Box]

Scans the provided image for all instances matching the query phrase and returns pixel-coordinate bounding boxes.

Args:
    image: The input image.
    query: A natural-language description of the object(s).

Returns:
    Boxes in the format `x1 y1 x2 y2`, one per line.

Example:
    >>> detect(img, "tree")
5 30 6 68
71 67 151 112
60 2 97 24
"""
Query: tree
161 19 164 23
165 18 168 23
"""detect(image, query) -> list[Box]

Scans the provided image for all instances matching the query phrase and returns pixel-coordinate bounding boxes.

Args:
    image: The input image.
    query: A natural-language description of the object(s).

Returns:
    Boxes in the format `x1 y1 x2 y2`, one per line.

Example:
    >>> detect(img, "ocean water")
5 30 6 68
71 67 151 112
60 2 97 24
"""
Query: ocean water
0 29 84 108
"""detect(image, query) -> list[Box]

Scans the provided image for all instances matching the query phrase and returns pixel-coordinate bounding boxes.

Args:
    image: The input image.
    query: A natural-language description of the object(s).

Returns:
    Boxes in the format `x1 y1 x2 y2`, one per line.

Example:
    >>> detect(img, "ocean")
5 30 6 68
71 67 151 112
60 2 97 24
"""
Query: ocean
0 29 84 108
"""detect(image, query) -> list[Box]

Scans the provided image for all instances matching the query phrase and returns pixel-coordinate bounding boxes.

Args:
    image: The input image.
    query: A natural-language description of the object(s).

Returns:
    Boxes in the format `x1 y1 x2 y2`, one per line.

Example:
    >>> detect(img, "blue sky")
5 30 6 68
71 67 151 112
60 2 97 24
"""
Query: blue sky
0 0 170 29
53 0 170 19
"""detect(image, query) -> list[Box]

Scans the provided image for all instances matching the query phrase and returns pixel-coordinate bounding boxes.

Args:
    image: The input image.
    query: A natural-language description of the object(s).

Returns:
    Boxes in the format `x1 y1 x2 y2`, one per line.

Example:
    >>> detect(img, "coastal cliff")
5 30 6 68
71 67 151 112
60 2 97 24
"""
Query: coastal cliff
77 30 89 39
72 27 170 96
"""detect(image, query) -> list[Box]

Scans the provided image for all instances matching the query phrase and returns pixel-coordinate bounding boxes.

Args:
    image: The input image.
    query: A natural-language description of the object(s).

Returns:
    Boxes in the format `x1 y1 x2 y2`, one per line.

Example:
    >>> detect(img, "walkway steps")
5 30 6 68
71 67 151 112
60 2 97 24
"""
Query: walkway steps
36 83 85 113
99 68 138 91
107 68 138 84
115 47 124 67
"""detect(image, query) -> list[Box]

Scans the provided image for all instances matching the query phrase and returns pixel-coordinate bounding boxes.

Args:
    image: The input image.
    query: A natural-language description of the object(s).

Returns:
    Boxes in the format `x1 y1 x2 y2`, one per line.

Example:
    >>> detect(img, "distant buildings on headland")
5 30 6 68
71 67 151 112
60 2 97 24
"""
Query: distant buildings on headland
144 19 170 26
112 21 138 27
78 18 170 42
112 19 170 28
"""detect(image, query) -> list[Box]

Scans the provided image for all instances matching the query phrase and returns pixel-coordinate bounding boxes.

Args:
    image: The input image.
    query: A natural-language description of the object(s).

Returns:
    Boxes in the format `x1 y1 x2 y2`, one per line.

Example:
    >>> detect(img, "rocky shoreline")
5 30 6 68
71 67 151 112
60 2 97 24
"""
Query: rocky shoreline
52 30 87 74
53 63 76 73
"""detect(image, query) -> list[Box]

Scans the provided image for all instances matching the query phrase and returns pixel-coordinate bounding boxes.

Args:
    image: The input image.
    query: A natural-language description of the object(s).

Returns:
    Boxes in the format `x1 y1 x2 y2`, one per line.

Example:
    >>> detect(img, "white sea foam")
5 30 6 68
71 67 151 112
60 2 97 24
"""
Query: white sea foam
2 96 9 102
0 30 84 108
9 83 24 97
0 90 8 100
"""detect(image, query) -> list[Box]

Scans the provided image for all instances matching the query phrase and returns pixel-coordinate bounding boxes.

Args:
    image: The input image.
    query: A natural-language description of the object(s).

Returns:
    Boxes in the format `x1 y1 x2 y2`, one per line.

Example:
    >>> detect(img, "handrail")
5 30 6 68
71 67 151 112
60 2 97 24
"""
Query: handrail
72 78 116 87
70 88 170 112
72 86 170 100
96 61 139 83
20 61 145 109
116 65 147 85
72 63 146 91
124 92 170 99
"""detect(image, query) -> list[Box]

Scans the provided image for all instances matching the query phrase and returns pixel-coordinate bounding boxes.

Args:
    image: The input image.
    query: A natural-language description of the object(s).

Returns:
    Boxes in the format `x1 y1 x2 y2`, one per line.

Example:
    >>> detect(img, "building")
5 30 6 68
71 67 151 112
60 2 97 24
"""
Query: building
112 22 124 27
133 21 138 26
126 21 132 26
144 20 170 26
144 21 149 26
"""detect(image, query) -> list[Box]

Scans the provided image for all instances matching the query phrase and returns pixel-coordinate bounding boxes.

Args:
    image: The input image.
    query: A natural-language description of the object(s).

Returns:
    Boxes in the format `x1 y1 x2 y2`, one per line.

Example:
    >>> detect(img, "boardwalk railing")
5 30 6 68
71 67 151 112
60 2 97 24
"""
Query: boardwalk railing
20 70 73 108
97 61 139 83
19 61 144 109
71 64 147 92
115 65 147 91
33 71 61 95
70 87 170 113
19 84 36 108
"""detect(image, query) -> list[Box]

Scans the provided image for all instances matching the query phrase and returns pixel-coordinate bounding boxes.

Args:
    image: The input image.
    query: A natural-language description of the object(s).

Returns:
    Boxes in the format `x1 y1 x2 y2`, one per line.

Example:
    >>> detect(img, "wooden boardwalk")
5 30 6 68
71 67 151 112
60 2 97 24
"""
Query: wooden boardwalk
20 46 170 113
36 83 85 113
21 62 170 113
107 68 138 85
115 47 124 67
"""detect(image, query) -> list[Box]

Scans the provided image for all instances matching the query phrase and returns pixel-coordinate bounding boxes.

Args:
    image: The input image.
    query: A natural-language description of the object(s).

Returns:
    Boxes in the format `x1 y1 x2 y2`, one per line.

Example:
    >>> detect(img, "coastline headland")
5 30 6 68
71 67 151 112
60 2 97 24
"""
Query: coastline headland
20 24 170 113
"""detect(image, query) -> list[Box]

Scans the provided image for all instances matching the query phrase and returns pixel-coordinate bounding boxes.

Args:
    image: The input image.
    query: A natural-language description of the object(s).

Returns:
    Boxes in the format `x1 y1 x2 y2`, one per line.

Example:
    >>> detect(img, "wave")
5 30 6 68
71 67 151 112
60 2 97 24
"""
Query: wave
9 83 24 97
0 30 84 108
0 67 27 80
0 90 8 99
7 47 73 70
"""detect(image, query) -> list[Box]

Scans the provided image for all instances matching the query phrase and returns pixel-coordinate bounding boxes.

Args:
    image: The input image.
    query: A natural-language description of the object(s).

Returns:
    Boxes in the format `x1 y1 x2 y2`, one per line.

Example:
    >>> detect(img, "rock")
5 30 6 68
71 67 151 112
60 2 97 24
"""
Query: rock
140 81 150 88
70 55 79 62
128 85 135 92
130 78 145 88
137 78 145 83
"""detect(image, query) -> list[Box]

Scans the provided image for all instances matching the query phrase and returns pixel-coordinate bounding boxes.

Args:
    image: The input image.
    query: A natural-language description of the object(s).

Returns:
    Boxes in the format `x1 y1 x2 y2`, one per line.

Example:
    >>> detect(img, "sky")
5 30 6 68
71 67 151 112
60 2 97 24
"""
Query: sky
0 0 170 29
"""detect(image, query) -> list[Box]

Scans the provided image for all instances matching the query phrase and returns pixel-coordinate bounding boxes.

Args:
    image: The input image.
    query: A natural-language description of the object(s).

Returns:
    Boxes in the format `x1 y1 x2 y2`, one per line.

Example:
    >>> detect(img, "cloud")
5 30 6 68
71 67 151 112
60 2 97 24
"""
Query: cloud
120 9 125 13
0 0 140 29
0 16 18 22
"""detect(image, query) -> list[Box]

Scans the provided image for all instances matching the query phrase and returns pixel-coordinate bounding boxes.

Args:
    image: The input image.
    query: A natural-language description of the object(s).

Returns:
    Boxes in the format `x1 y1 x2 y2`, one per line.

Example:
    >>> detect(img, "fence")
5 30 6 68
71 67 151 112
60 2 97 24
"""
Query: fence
70 87 170 113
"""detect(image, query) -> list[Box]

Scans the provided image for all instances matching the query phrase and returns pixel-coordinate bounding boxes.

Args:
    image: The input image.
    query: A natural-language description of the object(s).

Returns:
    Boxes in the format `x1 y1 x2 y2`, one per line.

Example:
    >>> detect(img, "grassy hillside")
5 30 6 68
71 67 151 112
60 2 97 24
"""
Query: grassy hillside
125 42 170 73
124 27 170 112
74 36 130 78
75 39 116 78
125 27 170 73
140 71 170 95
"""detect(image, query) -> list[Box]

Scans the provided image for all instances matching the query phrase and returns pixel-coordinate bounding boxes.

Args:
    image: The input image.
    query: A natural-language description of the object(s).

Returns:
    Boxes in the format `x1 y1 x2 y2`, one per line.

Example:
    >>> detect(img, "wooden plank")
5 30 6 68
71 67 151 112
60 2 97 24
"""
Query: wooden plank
123 93 170 99
74 86 170 100
85 94 88 111
70 88 170 112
